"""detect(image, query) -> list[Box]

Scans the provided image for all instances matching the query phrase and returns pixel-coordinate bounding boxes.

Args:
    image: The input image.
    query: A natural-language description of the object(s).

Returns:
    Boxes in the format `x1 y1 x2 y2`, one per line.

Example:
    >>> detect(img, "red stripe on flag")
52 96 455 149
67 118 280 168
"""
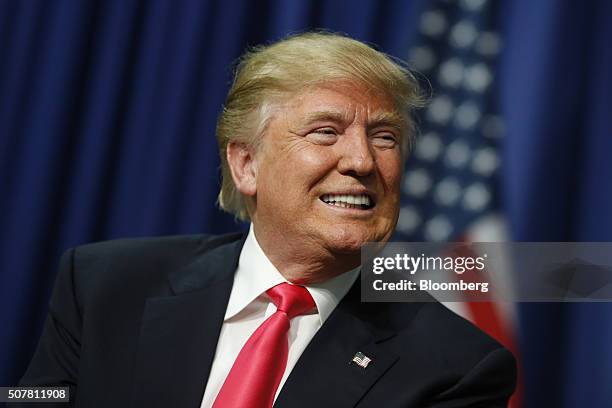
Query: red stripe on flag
452 237 522 407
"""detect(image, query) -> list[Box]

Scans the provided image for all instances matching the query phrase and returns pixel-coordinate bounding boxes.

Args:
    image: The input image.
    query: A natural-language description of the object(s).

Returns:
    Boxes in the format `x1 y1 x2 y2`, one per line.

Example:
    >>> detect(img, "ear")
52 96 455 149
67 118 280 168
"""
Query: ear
226 142 257 197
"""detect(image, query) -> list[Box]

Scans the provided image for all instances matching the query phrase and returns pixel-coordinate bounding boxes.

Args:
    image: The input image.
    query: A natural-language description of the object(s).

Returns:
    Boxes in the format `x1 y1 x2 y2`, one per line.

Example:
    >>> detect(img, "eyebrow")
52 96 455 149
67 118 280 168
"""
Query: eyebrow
299 110 407 132
367 111 406 132
300 110 350 126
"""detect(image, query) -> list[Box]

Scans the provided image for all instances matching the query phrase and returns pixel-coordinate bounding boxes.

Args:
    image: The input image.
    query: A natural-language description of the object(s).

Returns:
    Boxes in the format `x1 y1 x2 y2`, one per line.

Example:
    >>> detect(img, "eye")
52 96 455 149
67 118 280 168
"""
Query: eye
305 127 339 145
314 127 337 135
371 132 399 149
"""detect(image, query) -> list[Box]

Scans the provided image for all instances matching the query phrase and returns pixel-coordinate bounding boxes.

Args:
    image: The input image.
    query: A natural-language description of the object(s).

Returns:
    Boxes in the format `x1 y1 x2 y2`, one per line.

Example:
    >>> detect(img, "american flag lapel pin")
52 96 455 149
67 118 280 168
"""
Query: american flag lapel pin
351 352 372 369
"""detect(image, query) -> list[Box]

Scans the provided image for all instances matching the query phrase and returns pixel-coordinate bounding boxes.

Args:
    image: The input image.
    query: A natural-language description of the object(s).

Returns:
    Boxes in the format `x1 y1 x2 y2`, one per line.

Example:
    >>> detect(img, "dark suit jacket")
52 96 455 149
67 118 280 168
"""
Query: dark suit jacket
18 233 516 407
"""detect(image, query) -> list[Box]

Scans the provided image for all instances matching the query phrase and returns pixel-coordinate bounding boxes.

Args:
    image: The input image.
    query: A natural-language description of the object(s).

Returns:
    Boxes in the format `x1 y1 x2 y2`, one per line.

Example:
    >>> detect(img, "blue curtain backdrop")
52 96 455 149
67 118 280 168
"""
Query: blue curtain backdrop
0 1 610 407
501 1 612 407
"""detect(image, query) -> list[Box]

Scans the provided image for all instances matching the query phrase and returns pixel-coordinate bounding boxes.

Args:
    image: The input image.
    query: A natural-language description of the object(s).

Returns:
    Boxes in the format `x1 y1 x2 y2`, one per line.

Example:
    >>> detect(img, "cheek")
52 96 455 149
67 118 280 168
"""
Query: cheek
299 144 338 167
259 152 330 203
290 146 338 186
379 155 403 192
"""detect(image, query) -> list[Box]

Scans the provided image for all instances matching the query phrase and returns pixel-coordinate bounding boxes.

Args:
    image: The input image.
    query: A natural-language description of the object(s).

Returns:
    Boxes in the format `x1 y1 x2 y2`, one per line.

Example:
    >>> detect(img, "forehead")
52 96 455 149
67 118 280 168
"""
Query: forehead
282 82 404 126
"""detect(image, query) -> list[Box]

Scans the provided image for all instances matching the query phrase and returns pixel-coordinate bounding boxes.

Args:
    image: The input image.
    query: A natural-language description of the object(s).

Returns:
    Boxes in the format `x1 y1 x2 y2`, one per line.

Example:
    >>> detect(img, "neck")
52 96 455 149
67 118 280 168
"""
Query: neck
251 224 360 284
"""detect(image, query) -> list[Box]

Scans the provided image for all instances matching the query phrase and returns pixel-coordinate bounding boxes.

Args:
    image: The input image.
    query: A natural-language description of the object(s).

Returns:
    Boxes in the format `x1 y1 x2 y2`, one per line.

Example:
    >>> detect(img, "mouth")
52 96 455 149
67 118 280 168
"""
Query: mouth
319 193 375 210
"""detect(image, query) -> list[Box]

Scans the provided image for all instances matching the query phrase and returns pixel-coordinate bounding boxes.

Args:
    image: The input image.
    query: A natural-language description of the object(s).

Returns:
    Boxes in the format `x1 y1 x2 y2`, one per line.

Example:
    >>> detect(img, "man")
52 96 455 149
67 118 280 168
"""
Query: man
19 32 516 407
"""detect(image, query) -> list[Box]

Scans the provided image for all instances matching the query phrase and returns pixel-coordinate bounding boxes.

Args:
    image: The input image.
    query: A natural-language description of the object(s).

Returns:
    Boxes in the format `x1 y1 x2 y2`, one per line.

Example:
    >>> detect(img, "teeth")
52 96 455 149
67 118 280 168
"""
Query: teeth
320 194 372 207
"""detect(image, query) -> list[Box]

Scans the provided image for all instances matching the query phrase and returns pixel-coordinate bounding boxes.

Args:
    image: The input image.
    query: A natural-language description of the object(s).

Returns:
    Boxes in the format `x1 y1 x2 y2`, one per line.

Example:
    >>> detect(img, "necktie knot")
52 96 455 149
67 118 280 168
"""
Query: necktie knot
266 283 316 319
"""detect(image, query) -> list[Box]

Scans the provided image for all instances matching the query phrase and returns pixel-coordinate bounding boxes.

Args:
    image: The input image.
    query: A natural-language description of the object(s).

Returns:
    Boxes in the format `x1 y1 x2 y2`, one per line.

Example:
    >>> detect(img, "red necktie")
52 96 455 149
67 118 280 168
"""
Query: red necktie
212 283 316 408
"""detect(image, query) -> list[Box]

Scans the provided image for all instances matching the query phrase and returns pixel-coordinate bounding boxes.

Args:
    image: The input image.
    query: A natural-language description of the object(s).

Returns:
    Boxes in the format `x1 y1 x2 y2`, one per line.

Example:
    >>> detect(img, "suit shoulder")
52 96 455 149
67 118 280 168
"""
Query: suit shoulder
72 232 243 269
415 302 503 350
373 296 502 350
65 232 243 301
417 303 517 403
75 233 241 259
405 301 513 374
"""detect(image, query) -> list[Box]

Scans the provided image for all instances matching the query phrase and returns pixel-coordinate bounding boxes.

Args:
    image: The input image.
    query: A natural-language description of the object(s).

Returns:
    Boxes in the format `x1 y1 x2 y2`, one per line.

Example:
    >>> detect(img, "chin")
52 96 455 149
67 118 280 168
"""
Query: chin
322 226 384 255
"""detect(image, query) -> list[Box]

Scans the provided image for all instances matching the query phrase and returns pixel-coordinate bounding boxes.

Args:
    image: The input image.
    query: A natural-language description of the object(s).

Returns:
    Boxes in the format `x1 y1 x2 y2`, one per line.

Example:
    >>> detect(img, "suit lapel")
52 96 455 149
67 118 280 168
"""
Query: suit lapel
131 235 245 407
275 281 400 408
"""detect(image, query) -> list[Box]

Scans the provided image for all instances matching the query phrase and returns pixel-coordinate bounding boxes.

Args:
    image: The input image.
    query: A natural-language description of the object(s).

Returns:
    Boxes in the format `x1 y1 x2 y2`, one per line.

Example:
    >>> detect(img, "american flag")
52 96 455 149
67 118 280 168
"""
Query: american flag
396 0 520 405
351 352 372 369
398 0 503 243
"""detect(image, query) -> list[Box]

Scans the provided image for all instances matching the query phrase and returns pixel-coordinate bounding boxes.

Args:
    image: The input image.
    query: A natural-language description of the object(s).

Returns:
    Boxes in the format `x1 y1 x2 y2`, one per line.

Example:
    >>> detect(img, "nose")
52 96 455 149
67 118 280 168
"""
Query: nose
337 131 375 177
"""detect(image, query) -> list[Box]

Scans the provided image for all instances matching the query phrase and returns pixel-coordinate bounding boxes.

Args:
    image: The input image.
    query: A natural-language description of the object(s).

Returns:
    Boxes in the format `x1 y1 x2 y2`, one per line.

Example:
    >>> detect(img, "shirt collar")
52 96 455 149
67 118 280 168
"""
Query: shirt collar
224 224 359 325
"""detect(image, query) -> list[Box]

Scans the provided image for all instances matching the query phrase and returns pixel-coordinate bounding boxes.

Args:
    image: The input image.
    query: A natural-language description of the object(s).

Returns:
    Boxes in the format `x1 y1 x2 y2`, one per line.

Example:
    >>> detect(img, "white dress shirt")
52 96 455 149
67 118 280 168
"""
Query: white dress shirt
200 225 359 407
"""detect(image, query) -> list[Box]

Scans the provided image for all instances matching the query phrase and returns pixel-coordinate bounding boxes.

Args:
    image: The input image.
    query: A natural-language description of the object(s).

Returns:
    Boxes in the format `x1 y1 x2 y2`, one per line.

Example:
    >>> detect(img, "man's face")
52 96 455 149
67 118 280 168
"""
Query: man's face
250 82 403 265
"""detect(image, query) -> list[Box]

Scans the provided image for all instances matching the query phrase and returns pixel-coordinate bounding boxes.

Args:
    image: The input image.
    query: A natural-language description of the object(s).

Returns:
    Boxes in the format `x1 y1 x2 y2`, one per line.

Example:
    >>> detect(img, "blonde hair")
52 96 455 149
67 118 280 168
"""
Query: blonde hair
216 31 425 221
